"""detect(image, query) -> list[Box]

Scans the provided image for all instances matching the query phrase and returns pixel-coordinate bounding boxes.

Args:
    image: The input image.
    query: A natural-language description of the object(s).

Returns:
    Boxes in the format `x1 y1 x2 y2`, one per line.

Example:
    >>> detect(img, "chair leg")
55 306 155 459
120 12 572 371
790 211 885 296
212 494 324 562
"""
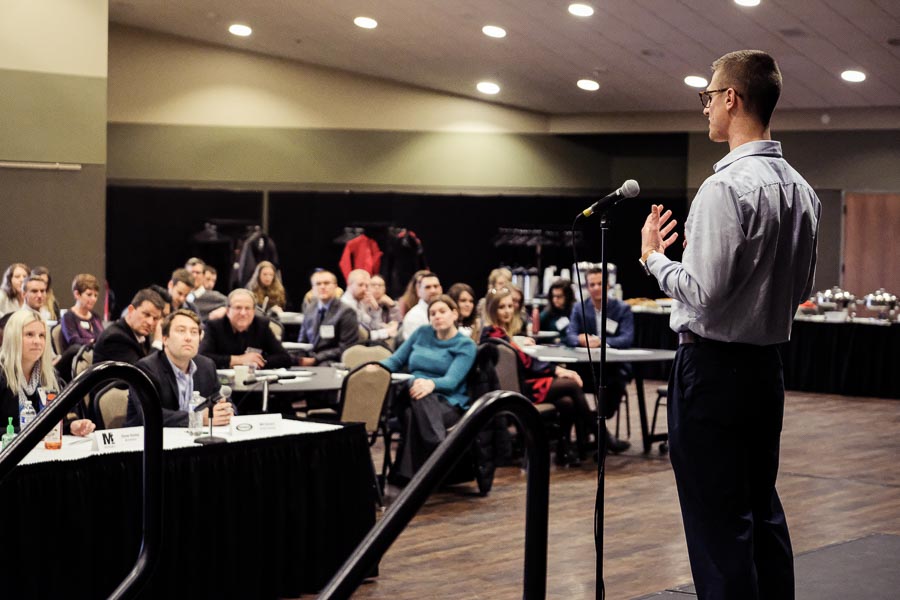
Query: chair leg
624 391 631 439
369 454 384 509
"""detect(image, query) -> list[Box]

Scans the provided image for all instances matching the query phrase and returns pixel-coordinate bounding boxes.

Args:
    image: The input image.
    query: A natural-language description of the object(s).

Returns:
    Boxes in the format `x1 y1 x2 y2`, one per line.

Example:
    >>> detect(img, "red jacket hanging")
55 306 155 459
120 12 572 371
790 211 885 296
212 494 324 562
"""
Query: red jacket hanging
339 234 383 282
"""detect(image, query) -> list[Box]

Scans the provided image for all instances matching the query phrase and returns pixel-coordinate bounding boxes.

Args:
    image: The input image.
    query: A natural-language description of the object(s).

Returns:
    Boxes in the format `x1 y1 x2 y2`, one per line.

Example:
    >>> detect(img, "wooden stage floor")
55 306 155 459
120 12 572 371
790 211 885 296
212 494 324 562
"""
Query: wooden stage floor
329 383 900 599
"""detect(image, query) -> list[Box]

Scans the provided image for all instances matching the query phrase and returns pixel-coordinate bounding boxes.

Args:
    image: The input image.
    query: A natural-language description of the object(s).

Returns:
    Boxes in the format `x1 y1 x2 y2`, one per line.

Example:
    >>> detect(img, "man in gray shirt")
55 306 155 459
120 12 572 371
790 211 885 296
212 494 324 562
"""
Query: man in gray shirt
640 50 820 599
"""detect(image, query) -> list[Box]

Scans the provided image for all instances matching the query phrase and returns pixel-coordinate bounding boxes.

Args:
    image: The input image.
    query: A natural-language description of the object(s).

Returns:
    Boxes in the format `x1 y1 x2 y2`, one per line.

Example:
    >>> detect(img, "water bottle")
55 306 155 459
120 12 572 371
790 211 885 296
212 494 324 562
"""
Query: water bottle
19 401 37 431
43 392 62 450
188 391 204 436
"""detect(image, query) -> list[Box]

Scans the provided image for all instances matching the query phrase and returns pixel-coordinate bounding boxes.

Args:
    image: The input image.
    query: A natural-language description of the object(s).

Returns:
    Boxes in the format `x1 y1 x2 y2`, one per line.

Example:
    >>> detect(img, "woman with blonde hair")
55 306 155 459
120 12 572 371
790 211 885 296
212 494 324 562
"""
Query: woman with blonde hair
0 262 29 316
480 289 589 466
246 260 287 314
0 309 94 436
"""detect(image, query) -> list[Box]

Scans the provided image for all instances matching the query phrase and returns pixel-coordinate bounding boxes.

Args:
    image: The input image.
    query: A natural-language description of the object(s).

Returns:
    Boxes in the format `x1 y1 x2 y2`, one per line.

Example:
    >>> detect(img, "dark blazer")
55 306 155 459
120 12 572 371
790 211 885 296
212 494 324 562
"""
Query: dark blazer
0 372 41 434
93 318 152 365
125 350 220 427
298 299 359 365
565 298 635 349
199 315 292 369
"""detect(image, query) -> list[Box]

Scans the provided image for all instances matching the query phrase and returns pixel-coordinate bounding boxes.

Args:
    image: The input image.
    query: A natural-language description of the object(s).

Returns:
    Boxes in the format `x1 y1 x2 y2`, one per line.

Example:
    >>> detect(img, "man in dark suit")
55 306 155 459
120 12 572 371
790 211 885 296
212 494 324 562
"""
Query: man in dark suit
93 288 166 364
298 269 359 366
167 267 200 316
199 288 293 369
126 309 234 427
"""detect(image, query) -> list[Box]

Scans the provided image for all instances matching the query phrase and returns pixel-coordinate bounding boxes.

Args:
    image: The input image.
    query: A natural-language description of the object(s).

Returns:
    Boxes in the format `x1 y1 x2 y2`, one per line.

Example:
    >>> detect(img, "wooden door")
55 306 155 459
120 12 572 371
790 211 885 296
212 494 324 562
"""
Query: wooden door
843 192 900 296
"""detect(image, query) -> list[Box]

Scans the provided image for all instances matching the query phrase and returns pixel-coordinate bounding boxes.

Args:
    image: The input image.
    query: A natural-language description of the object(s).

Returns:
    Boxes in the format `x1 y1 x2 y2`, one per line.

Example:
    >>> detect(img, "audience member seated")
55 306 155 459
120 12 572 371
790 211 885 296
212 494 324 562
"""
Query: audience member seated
508 284 532 336
126 309 234 427
397 269 432 318
379 295 476 483
342 269 398 342
475 267 513 320
481 289 589 465
398 271 442 343
23 276 51 322
297 270 359 366
247 260 287 315
0 309 95 436
30 266 61 322
0 263 29 317
370 274 402 324
200 288 292 369
167 268 199 315
448 283 480 340
540 278 576 336
61 274 104 351
94 288 166 365
186 260 227 322
565 267 634 453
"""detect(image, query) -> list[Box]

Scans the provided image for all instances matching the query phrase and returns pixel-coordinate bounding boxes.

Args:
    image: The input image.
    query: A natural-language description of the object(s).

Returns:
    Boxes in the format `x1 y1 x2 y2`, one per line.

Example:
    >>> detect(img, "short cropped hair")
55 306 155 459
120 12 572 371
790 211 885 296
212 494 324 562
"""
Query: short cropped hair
170 268 194 289
72 273 100 294
130 287 166 311
711 50 782 128
161 308 201 336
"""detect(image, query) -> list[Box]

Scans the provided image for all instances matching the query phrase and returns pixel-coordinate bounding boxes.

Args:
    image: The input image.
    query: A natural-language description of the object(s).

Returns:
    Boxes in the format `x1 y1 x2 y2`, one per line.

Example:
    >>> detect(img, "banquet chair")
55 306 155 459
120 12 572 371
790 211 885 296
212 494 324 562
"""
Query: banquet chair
91 382 129 429
341 344 392 370
268 318 284 341
50 323 64 354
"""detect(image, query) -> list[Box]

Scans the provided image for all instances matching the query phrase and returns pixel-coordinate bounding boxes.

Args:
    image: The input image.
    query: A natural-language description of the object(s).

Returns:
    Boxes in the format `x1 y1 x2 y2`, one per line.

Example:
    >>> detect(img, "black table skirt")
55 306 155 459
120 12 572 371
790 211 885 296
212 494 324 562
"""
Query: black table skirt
633 312 900 399
0 423 375 599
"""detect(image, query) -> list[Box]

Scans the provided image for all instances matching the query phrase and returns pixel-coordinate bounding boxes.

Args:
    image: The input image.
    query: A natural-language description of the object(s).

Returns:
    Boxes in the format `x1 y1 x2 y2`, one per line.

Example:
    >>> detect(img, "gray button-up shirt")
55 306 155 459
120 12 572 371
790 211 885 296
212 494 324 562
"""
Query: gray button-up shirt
648 140 821 345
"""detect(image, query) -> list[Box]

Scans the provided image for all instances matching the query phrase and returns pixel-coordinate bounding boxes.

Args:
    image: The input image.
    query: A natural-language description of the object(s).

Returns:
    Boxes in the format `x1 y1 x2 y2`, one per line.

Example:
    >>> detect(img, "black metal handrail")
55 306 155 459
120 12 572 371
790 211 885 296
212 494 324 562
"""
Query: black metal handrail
318 390 550 600
0 361 164 600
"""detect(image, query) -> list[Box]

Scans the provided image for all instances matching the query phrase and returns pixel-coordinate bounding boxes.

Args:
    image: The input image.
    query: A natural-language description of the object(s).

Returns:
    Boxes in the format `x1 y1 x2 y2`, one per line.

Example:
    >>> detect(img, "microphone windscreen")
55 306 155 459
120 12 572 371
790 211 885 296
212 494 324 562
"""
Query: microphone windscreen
220 385 233 399
621 179 640 198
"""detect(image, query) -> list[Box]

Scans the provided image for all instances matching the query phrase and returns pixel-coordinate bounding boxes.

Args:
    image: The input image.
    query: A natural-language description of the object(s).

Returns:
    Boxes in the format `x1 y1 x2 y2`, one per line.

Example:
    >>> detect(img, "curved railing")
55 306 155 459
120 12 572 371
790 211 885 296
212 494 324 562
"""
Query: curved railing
318 390 550 600
0 361 164 600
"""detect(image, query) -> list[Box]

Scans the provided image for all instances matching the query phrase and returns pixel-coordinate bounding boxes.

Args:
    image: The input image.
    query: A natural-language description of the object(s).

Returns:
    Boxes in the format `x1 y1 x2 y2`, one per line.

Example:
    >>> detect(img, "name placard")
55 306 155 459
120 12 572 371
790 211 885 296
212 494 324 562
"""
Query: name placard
91 429 144 453
229 414 283 439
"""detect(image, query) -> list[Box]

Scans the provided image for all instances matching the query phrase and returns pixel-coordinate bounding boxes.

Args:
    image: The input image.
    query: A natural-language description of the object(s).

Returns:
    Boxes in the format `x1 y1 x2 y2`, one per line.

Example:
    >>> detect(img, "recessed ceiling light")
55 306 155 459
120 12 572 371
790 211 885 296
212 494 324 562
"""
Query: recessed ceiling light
577 79 600 91
684 75 709 88
477 81 500 95
735 0 761 6
568 4 594 17
482 25 507 39
354 16 378 29
228 24 252 37
841 70 866 82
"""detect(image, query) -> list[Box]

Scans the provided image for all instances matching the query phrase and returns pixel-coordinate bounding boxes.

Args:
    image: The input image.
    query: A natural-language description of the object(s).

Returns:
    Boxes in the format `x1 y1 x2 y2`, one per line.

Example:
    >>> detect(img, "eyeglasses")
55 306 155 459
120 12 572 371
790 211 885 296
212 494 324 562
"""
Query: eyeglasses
699 88 741 108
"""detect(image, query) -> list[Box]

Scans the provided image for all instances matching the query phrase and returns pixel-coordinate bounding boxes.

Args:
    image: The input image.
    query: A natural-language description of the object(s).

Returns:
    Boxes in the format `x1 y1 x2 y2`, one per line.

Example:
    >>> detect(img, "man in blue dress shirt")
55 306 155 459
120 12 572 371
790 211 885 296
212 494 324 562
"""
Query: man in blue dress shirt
640 50 820 599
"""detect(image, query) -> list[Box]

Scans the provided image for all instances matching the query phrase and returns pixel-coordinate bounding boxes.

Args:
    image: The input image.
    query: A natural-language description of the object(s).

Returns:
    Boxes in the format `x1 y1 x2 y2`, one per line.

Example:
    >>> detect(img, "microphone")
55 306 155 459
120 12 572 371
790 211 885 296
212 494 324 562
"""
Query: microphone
244 374 279 384
193 385 232 412
580 179 640 218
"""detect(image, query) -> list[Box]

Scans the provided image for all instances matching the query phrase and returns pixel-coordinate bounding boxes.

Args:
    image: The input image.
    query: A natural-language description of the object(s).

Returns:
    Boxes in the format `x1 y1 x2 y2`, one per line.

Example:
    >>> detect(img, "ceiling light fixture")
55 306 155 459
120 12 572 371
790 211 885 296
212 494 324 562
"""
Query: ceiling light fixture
228 24 252 37
734 0 761 6
568 4 595 17
684 75 709 88
840 70 866 83
577 79 600 91
482 25 507 39
477 81 500 95
354 16 378 29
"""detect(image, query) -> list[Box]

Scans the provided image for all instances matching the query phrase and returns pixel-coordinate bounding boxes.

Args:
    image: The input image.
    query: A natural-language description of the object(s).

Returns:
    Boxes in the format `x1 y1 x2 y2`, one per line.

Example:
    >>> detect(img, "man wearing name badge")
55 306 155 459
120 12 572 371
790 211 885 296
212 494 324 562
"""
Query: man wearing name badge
397 272 441 343
640 50 820 599
342 269 398 344
93 288 166 365
200 288 293 369
565 266 633 453
126 309 233 427
297 270 359 366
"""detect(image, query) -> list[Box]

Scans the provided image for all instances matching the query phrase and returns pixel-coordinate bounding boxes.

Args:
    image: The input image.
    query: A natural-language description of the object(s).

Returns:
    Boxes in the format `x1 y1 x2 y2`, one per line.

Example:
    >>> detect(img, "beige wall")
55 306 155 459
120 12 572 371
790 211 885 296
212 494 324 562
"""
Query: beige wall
0 0 107 299
108 26 547 134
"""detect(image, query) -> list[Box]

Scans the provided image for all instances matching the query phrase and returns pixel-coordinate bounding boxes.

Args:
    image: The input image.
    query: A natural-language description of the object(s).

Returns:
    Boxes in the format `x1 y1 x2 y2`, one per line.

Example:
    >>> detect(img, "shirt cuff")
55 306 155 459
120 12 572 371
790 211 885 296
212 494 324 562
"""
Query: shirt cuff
646 251 670 279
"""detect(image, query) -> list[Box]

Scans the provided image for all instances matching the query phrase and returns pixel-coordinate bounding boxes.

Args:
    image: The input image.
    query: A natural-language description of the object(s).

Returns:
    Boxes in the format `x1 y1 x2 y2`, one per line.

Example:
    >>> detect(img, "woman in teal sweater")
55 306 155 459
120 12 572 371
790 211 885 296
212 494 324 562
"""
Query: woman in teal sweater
380 294 476 483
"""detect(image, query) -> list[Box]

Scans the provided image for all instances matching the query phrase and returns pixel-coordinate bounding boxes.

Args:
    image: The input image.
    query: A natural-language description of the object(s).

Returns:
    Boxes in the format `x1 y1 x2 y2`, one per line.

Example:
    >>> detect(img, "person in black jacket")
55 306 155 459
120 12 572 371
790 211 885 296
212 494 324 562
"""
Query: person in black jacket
199 288 292 369
126 309 233 427
93 288 166 365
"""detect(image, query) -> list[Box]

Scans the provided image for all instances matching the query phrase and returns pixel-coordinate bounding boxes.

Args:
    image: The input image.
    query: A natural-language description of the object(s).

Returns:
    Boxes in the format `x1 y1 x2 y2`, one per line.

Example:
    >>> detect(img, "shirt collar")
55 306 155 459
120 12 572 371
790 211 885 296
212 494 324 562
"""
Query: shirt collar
166 353 197 379
713 140 782 173
317 299 333 312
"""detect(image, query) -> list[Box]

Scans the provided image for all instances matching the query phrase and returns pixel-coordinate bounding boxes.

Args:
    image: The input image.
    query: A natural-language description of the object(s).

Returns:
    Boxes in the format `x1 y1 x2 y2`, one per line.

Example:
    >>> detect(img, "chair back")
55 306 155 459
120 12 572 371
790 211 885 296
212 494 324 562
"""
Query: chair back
339 362 392 436
341 344 392 370
487 339 523 394
50 323 64 354
72 344 94 380
268 318 284 341
357 325 370 342
92 382 129 429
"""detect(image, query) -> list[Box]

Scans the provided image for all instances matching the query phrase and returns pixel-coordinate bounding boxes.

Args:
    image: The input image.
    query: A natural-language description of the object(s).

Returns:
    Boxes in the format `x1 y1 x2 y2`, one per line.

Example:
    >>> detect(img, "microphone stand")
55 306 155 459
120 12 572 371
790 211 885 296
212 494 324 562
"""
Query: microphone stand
594 212 610 600
195 403 226 445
